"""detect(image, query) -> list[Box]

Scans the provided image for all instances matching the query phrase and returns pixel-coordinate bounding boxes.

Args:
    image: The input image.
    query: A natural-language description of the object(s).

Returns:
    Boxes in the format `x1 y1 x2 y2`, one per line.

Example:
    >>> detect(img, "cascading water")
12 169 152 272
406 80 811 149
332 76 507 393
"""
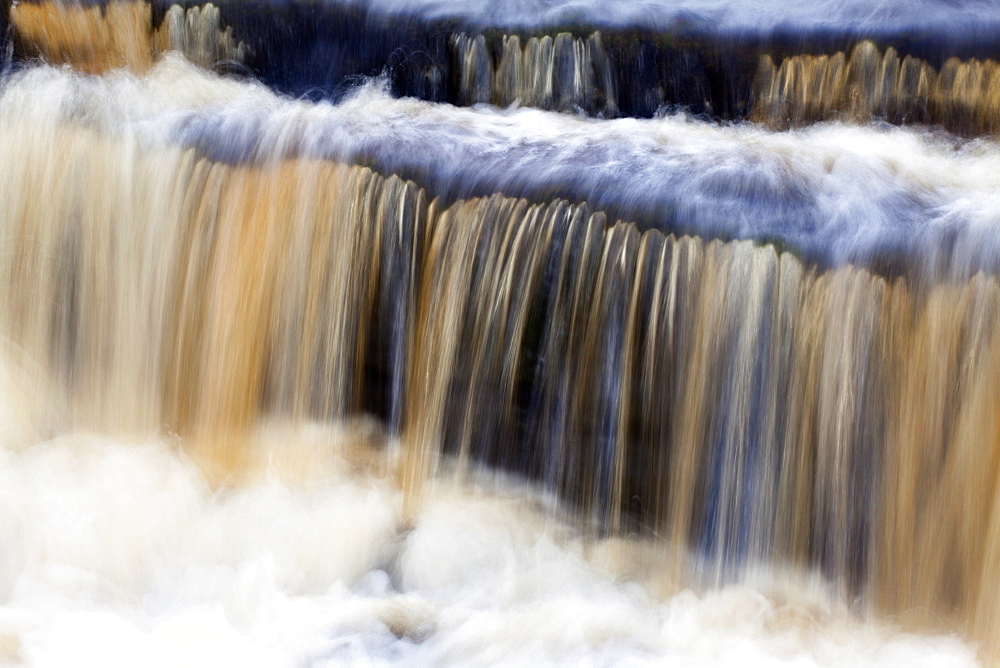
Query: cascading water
0 1 998 665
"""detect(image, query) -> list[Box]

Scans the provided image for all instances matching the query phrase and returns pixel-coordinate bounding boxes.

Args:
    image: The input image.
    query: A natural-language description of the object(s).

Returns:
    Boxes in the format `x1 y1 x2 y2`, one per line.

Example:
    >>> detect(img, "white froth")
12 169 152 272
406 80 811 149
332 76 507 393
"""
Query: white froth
334 0 1000 35
0 412 981 666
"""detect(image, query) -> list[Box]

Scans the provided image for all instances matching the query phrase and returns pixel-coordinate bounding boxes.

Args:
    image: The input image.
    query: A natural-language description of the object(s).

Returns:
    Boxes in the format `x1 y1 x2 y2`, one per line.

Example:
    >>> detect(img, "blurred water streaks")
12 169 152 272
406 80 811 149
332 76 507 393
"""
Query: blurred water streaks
0 1 998 664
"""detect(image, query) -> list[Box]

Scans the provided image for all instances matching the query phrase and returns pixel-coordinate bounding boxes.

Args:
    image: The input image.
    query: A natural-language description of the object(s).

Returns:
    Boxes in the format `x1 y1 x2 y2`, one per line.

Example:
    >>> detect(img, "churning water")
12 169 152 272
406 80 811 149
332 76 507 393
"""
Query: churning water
0 1 998 665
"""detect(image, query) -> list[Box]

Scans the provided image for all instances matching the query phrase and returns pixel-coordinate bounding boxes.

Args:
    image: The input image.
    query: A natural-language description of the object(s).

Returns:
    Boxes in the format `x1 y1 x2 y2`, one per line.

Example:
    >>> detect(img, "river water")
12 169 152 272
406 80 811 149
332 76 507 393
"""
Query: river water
0 1 997 665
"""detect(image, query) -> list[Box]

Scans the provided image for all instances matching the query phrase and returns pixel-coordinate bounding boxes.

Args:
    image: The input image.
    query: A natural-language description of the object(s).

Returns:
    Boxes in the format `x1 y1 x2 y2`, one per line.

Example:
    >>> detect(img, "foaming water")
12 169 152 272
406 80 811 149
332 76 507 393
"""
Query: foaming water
0 416 980 667
198 0 1000 35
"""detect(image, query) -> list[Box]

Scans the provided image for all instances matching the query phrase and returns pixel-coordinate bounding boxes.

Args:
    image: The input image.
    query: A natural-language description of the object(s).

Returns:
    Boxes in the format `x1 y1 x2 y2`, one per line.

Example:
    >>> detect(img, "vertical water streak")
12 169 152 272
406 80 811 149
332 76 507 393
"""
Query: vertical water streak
453 33 492 105
572 221 640 529
163 3 249 70
456 30 616 114
810 268 886 592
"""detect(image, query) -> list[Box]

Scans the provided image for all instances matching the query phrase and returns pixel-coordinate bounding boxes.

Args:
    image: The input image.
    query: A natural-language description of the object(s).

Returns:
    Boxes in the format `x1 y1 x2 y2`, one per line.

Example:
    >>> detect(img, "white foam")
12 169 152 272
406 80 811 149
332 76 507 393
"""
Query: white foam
0 417 980 666
333 0 1000 35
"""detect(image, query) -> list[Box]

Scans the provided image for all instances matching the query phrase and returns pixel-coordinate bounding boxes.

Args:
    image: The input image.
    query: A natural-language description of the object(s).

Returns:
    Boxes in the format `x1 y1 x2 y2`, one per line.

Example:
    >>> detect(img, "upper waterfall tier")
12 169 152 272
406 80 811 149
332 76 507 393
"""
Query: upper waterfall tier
8 0 1000 133
9 56 998 281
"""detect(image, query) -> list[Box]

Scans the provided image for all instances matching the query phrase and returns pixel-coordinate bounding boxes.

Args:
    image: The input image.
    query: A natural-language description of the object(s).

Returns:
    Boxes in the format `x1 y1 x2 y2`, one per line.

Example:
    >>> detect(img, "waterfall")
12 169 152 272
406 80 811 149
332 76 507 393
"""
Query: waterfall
0 1 997 665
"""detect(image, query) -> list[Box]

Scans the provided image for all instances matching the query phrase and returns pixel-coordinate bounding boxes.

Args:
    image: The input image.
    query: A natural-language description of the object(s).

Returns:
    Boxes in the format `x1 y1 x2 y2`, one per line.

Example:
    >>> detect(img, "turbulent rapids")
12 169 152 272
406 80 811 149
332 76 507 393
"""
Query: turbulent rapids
1 1 999 665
